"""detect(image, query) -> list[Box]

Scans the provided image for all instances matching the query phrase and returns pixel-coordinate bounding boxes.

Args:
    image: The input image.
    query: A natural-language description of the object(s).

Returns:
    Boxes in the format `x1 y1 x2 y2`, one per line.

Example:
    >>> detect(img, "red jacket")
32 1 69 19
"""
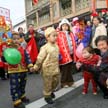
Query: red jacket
57 31 77 65
79 54 100 65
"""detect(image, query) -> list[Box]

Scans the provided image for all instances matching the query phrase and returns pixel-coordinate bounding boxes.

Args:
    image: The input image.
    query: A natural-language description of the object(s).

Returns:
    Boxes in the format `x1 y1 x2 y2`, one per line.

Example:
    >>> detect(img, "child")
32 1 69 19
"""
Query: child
34 27 60 104
82 36 108 99
76 46 101 95
57 18 76 88
6 32 33 108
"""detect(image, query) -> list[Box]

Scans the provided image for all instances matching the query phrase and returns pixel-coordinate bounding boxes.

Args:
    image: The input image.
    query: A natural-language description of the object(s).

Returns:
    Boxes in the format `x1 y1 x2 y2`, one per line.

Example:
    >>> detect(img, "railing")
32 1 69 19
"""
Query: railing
38 14 50 26
75 0 90 12
60 7 72 17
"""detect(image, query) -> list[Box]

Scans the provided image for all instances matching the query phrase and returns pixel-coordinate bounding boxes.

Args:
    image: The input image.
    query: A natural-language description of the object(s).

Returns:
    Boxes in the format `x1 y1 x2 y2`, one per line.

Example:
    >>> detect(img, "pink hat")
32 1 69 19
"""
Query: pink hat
72 17 79 23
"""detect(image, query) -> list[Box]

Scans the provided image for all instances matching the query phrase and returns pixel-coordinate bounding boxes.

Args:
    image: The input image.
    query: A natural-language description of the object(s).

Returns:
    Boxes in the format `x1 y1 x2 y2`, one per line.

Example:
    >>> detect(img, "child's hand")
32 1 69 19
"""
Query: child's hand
29 67 35 72
106 78 108 88
76 62 82 69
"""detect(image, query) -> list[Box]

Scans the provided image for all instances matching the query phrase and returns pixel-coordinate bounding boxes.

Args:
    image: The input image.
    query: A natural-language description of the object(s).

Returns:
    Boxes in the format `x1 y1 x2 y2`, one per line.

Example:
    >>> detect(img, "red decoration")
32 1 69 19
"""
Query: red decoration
91 12 98 17
106 0 108 9
0 16 6 27
26 37 38 63
33 0 38 5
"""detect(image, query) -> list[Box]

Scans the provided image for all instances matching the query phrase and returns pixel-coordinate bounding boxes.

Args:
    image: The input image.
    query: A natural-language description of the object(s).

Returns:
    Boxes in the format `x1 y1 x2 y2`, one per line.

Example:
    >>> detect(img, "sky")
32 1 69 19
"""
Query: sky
0 0 25 25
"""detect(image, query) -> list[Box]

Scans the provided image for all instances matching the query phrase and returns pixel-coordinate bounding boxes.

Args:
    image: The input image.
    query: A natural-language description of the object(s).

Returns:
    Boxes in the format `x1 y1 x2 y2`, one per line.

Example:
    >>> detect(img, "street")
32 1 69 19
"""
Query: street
0 72 108 108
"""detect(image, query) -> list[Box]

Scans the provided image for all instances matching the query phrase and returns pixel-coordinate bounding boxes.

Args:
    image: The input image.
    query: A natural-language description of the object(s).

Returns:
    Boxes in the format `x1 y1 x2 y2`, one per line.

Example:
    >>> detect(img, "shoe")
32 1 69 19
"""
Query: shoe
14 103 25 108
44 97 54 104
21 97 30 103
103 95 108 99
82 92 87 95
63 85 69 88
51 92 55 98
1 77 7 80
93 92 97 95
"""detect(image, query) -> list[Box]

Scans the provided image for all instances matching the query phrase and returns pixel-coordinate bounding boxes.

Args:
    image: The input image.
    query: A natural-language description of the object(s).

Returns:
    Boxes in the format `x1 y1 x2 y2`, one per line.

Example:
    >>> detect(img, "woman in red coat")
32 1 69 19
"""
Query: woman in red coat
57 19 77 88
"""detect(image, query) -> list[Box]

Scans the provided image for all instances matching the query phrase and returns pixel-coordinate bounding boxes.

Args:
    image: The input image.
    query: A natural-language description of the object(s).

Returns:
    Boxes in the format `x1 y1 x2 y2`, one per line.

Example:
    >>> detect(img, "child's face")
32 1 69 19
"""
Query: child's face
13 35 20 44
47 32 57 44
61 24 69 31
97 40 108 53
82 49 91 59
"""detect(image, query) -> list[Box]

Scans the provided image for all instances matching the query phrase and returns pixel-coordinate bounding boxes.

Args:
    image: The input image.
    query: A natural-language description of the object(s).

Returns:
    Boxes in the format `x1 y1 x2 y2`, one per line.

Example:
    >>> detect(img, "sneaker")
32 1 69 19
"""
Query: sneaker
51 92 55 98
63 85 69 88
82 92 87 95
1 77 7 80
93 92 97 95
14 103 25 108
103 95 108 99
44 97 54 104
21 97 30 103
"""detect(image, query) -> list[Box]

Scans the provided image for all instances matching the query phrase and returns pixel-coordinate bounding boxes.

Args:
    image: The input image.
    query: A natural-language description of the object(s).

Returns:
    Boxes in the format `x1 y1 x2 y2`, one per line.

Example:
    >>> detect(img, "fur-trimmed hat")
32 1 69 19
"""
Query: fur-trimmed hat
45 27 56 38
59 18 71 29
12 31 19 36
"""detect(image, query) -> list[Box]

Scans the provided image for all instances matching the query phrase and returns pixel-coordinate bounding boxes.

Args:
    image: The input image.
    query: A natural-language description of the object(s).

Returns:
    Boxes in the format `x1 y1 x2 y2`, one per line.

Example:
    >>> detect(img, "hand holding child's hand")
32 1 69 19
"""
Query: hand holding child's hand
76 62 82 69
106 78 108 88
29 67 35 72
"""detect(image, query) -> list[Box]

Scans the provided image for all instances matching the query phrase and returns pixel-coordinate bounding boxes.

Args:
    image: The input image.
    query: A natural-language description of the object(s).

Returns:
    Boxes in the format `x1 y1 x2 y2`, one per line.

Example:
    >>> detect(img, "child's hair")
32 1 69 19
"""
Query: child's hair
92 16 102 23
95 35 108 46
83 46 94 54
12 31 19 38
60 24 71 33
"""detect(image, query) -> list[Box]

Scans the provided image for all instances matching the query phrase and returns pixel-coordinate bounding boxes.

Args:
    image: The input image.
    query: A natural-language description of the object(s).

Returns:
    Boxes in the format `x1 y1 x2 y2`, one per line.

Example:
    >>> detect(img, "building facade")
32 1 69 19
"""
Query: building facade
25 0 106 30
13 18 27 33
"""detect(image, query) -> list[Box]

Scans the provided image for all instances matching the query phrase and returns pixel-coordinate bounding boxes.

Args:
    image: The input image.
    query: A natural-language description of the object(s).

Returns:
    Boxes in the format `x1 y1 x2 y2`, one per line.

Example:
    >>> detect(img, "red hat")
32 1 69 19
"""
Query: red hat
91 12 98 17
101 9 107 13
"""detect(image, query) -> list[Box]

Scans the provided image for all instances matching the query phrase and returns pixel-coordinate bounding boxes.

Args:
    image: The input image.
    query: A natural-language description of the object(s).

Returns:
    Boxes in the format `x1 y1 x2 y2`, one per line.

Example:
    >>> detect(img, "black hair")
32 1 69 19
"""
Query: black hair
95 35 108 46
92 16 102 23
18 27 23 32
28 24 34 27
83 46 95 54
60 24 71 33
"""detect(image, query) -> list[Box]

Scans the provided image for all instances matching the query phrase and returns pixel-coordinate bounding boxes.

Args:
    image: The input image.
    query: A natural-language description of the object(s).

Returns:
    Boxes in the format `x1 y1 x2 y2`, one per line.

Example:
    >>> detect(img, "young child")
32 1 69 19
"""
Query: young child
57 18 76 88
6 32 33 108
76 46 101 95
82 36 108 99
34 27 60 104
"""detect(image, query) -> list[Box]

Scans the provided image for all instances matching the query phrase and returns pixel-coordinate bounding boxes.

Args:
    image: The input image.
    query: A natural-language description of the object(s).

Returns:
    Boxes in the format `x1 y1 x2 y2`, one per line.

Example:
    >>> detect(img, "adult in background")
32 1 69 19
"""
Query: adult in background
18 27 27 49
91 17 107 49
25 24 39 49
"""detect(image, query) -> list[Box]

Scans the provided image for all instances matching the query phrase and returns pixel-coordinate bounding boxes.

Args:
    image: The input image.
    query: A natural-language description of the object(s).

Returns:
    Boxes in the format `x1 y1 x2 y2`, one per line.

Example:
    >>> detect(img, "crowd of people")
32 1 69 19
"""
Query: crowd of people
0 9 108 108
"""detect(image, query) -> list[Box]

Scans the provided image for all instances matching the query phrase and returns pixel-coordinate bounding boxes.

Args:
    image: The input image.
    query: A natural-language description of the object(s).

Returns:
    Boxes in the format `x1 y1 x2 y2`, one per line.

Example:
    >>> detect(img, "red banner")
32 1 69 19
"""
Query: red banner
91 0 96 13
26 37 38 63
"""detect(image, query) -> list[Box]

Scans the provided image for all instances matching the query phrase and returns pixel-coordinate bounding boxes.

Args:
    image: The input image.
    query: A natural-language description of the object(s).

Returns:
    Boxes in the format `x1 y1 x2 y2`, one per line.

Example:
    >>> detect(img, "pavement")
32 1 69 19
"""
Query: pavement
0 72 108 108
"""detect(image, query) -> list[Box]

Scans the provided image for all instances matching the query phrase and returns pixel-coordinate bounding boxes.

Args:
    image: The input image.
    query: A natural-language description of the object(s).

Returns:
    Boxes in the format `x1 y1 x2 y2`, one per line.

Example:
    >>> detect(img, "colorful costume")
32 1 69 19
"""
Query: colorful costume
79 54 100 93
34 43 60 97
7 44 33 107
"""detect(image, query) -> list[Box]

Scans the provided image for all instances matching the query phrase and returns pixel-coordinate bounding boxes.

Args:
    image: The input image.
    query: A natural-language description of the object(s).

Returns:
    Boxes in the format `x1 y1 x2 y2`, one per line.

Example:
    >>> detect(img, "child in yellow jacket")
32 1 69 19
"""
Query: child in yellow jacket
34 27 60 104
